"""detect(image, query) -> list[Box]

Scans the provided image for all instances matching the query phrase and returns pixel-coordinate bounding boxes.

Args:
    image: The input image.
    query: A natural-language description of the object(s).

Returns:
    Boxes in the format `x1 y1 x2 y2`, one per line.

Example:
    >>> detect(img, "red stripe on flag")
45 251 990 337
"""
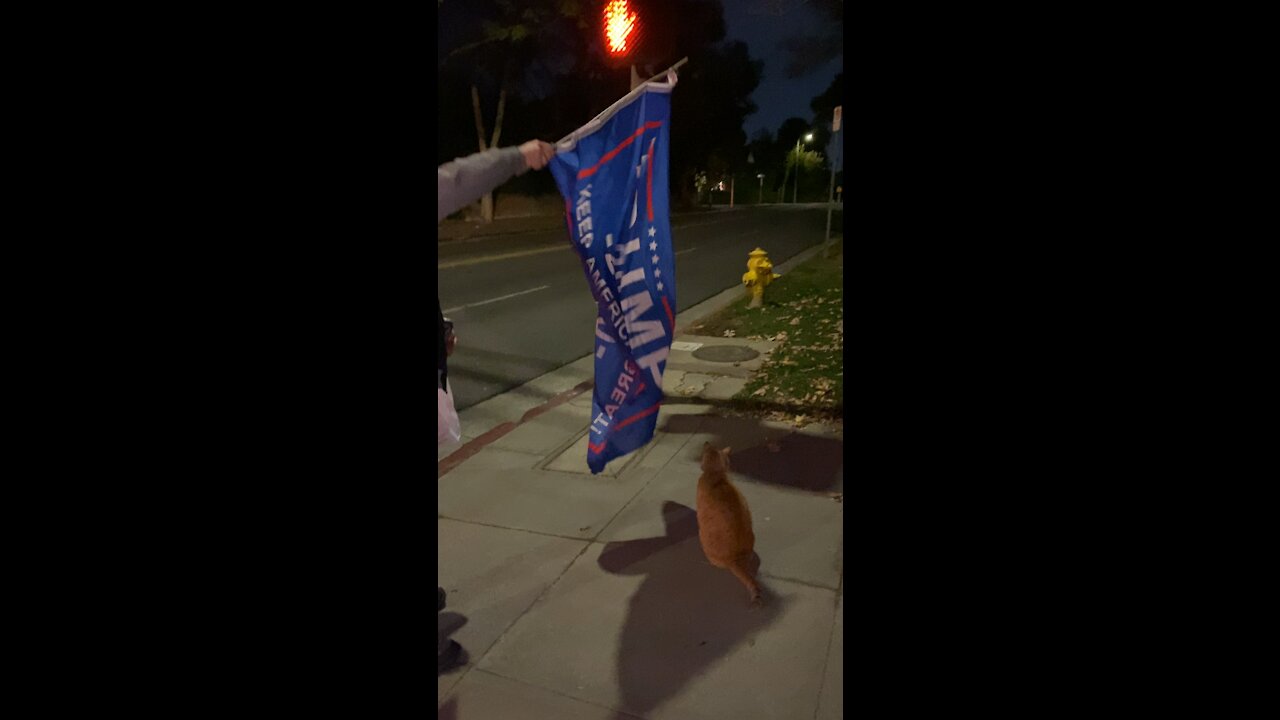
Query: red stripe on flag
662 295 675 330
577 121 663 180
564 200 574 237
588 440 606 454
614 403 660 431
646 138 655 221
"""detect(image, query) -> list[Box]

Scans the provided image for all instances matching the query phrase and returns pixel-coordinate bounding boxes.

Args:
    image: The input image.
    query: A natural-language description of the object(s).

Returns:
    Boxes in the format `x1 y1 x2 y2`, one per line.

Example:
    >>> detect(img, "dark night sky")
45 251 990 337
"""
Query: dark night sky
437 1 842 142
722 1 842 139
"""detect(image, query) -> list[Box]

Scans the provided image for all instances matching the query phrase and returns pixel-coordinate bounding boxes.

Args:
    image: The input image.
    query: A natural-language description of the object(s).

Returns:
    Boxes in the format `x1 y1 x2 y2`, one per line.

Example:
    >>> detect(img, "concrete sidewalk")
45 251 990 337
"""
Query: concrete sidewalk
437 241 842 718
437 413 843 718
438 331 843 719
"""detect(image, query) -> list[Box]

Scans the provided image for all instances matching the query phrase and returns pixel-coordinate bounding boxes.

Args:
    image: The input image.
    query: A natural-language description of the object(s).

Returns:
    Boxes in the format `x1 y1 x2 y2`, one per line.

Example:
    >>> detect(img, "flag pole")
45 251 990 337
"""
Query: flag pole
556 57 689 148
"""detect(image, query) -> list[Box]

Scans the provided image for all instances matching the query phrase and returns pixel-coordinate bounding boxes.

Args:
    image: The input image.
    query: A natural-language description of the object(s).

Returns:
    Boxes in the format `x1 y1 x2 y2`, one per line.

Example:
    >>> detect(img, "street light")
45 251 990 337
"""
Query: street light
757 173 765 205
793 132 814 203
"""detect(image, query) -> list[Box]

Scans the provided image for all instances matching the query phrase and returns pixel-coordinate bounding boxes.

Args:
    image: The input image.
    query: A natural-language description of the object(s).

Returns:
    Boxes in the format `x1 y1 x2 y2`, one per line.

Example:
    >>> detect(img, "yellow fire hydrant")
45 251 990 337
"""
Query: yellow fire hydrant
742 247 778 308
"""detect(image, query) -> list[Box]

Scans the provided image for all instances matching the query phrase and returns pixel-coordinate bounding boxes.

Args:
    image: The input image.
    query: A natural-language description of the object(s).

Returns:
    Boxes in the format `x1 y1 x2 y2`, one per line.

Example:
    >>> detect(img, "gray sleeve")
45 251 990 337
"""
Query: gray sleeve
437 147 530 223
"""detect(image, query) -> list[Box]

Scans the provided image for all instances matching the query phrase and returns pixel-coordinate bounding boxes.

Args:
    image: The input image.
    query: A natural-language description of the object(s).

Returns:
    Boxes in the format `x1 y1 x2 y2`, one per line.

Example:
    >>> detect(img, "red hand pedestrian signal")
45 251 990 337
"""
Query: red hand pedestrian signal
604 0 640 55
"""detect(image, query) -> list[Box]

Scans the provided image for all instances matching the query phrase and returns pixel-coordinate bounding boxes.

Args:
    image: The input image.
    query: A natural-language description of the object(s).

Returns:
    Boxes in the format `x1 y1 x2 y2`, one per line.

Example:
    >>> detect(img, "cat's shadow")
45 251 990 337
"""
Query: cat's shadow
598 501 784 719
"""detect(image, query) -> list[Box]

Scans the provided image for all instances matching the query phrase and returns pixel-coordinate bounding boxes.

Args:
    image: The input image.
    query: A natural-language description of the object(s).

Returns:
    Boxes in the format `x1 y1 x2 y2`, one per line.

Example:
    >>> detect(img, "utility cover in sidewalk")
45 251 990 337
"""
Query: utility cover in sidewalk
692 345 760 363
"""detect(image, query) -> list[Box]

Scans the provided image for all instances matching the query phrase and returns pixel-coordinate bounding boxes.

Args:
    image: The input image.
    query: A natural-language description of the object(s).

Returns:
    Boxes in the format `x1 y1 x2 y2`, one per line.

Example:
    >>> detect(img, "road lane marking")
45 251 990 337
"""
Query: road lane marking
443 285 551 314
438 209 778 269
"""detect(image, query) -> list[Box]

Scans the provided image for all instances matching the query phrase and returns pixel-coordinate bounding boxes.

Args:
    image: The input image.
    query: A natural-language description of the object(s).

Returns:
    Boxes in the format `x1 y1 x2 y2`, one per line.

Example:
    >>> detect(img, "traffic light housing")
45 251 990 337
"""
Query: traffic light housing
603 0 641 61
600 0 674 69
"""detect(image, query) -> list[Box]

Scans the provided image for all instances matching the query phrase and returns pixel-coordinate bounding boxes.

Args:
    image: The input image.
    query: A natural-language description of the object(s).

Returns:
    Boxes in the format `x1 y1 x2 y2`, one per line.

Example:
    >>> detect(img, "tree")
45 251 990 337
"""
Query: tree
669 38 763 207
439 0 589 221
436 0 763 215
772 117 809 196
808 71 842 200
810 71 842 133
747 129 786 202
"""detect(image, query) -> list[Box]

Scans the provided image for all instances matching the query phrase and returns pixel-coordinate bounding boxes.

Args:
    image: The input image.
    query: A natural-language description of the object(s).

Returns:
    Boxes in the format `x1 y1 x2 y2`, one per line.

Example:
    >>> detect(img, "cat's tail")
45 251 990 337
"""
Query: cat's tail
728 557 762 605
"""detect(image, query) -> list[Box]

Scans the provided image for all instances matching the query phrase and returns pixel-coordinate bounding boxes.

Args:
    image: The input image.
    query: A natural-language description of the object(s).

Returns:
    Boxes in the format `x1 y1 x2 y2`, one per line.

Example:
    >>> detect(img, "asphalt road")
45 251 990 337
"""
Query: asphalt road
439 204 841 411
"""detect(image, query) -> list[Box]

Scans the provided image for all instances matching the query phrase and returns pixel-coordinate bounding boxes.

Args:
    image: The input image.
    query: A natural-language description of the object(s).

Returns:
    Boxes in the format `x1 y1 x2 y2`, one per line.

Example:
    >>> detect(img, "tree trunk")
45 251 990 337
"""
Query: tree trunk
471 84 489 153
479 82 508 223
470 84 495 223
490 81 507 149
469 71 509 224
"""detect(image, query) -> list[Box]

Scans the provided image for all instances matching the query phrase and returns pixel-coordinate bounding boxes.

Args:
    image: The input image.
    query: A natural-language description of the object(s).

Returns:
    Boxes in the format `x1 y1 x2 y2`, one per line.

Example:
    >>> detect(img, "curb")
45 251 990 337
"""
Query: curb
438 380 594 478
674 239 831 333
438 221 565 244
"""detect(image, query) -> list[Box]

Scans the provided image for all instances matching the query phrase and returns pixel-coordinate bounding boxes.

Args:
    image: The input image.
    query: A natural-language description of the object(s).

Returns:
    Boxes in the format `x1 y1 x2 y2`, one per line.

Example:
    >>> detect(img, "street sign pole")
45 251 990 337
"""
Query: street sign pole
824 166 836 242
824 106 842 256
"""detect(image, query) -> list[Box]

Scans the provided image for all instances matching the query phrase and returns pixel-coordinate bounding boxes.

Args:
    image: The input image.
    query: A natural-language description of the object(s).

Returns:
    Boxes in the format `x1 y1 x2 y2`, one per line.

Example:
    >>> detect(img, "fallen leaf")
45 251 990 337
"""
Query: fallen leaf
789 317 800 325
751 386 769 397
724 329 736 338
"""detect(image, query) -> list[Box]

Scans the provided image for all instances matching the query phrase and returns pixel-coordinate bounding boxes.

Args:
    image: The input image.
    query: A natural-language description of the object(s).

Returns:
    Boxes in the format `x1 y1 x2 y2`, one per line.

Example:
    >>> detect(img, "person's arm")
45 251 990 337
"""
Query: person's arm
437 141 556 223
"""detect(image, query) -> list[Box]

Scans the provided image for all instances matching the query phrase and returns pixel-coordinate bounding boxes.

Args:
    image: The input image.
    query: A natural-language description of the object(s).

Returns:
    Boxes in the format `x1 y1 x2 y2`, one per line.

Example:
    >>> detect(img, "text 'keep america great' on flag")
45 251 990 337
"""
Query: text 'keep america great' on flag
549 73 677 474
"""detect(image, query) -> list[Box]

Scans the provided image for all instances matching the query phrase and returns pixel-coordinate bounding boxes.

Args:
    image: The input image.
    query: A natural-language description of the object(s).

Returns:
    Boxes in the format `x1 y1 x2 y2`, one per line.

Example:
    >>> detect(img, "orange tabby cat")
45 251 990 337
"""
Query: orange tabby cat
696 443 762 606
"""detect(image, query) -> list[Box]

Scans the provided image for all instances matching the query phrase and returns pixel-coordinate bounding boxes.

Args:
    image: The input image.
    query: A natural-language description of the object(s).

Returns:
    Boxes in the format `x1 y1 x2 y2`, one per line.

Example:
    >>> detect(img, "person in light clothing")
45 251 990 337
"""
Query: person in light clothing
437 139 555 675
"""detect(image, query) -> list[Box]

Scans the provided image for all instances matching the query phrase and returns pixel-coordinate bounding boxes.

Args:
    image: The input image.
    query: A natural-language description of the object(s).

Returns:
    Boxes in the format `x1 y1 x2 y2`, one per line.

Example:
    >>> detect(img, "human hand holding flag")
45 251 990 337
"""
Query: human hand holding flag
520 140 556 171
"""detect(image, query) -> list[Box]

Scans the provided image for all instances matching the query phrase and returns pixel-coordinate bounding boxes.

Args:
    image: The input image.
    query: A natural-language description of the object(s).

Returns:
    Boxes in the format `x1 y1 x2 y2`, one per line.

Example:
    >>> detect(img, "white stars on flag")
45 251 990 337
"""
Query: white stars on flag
645 226 665 291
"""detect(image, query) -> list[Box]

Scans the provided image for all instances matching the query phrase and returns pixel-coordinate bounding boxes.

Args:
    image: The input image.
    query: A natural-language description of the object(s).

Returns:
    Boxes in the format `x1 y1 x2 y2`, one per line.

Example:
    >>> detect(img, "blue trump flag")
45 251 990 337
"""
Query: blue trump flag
549 77 677 474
